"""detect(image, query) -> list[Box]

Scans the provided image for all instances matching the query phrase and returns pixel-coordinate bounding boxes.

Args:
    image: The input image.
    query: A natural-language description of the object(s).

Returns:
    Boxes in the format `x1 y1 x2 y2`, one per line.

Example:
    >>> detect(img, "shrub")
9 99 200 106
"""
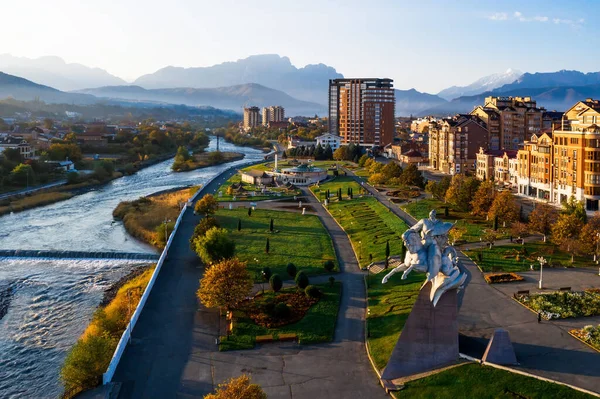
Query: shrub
273 302 291 319
261 267 272 281
323 259 335 272
286 262 297 278
295 271 309 289
269 274 283 292
305 285 321 298
328 276 335 287
66 171 80 184
190 217 219 244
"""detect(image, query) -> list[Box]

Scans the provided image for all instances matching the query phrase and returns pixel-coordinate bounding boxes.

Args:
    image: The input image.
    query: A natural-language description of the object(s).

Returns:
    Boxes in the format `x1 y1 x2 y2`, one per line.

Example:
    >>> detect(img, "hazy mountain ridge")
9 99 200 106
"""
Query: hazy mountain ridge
0 54 127 91
0 71 97 105
496 70 600 92
77 83 327 116
395 89 447 116
133 54 343 104
437 69 523 100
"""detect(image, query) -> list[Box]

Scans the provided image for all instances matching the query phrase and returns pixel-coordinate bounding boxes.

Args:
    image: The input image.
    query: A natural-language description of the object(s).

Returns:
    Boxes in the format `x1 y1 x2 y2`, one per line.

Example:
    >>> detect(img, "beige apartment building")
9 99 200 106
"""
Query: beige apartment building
243 106 260 131
471 96 544 151
515 99 600 212
262 106 285 126
429 114 489 175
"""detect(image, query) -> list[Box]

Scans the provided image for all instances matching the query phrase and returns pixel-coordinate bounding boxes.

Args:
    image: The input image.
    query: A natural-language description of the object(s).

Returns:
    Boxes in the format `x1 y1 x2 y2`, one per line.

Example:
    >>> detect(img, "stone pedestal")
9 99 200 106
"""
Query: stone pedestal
381 282 459 380
482 329 518 365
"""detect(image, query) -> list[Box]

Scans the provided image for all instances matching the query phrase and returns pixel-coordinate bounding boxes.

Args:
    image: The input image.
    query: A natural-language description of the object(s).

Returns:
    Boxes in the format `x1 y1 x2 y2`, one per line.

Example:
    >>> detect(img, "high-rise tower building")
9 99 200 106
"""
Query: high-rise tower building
329 78 396 147
243 106 260 131
262 106 285 126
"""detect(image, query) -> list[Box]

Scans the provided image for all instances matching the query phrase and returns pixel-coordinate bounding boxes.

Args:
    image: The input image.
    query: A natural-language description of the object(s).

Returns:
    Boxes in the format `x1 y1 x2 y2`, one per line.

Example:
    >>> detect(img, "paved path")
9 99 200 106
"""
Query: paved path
0 179 67 200
111 168 386 398
342 169 600 393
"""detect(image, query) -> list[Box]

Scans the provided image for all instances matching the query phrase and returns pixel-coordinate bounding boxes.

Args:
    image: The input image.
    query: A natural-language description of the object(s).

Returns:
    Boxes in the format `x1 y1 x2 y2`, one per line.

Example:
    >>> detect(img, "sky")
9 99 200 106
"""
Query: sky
1 0 598 93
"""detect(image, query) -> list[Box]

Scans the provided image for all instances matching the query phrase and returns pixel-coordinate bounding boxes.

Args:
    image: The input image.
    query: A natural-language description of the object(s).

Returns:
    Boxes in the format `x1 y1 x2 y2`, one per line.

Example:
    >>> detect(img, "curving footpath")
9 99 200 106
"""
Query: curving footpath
109 168 387 398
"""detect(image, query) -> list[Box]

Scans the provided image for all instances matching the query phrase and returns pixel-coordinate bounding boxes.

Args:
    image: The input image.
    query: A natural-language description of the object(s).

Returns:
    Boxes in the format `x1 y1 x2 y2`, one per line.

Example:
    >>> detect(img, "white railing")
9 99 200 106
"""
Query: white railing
102 158 263 384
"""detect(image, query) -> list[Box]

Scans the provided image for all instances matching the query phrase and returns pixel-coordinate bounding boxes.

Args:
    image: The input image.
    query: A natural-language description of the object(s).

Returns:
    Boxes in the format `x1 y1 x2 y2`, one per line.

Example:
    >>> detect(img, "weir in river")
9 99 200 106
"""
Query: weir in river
0 138 264 398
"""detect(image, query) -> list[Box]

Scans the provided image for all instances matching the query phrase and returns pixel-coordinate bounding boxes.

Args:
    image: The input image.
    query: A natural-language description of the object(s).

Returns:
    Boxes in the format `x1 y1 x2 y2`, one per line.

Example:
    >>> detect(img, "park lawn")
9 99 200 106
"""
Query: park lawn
402 198 506 243
394 362 594 399
464 241 593 273
310 176 364 201
214 208 337 278
220 282 342 350
366 272 424 370
327 197 409 268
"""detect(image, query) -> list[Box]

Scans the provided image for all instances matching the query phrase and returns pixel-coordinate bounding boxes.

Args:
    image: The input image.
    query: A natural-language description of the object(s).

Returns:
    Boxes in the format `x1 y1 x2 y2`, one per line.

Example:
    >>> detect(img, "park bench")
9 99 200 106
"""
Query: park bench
278 333 298 342
255 335 275 343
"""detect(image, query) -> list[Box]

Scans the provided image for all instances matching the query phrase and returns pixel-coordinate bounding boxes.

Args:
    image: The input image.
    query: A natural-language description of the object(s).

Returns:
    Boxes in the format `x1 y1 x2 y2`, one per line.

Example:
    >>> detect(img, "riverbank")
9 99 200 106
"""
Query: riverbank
60 265 155 398
113 187 197 249
172 151 245 172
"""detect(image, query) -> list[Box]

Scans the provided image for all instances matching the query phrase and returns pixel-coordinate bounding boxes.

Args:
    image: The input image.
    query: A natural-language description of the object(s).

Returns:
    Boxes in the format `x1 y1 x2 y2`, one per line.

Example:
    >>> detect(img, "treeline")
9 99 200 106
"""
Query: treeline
213 126 270 148
428 174 600 261
358 154 425 187
285 143 333 160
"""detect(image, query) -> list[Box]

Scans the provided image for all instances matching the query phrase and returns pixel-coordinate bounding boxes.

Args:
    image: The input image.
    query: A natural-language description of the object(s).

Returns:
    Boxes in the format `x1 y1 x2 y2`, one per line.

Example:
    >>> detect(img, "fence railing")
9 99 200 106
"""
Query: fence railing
102 158 264 385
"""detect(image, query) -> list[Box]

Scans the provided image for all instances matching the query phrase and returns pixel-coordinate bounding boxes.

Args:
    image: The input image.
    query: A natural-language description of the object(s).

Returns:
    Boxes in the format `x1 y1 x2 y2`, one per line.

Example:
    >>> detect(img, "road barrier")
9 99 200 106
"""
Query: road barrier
102 158 263 384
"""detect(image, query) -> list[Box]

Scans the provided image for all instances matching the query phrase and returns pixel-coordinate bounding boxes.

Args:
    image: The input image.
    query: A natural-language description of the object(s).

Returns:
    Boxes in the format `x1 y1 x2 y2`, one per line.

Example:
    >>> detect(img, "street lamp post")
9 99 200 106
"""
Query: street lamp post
163 218 172 243
537 256 546 290
359 240 362 260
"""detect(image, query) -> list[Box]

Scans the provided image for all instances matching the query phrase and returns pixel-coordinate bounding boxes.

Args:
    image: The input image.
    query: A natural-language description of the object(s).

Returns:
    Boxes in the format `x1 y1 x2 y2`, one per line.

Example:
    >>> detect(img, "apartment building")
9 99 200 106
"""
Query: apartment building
516 132 554 201
243 106 260 131
429 114 489 175
475 148 518 186
262 106 285 126
471 96 544 151
329 78 395 147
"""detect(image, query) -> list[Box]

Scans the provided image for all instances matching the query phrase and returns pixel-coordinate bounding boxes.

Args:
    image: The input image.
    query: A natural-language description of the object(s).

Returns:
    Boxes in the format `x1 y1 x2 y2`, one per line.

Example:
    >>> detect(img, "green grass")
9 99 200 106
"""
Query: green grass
220 282 342 350
310 176 364 201
464 241 594 272
366 272 424 370
327 197 409 268
215 208 337 278
395 363 594 399
402 198 506 243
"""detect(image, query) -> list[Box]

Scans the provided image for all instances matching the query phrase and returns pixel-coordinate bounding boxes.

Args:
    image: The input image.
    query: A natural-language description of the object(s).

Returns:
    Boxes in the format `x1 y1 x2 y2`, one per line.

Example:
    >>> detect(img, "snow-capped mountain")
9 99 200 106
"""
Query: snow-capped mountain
437 69 523 100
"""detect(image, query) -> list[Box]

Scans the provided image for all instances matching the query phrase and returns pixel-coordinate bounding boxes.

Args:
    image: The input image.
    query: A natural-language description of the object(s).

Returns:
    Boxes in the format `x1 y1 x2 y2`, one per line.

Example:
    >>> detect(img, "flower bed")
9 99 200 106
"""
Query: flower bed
515 291 600 320
242 292 319 329
570 324 600 351
484 272 524 284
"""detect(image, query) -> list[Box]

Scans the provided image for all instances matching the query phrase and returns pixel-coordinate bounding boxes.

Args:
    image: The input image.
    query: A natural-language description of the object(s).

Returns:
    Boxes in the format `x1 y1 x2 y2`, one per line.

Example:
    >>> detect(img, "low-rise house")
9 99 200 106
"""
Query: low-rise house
0 136 33 158
315 133 341 150
45 160 75 172
287 136 315 149
399 149 424 165
240 170 274 186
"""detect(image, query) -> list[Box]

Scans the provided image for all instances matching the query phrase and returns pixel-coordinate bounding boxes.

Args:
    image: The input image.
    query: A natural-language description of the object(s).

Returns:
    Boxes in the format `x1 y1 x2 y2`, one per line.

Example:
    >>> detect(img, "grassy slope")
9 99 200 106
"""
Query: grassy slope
220 282 342 350
310 176 364 201
328 197 409 268
215 208 337 277
397 363 593 399
464 241 593 272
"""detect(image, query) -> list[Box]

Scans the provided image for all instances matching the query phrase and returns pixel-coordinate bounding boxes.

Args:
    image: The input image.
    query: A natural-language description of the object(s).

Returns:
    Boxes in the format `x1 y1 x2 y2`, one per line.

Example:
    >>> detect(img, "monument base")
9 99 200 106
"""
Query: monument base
380 281 459 380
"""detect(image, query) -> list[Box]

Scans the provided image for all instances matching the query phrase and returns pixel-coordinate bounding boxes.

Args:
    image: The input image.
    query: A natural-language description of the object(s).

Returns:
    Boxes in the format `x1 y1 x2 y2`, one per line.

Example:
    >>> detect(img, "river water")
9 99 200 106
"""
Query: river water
0 138 264 398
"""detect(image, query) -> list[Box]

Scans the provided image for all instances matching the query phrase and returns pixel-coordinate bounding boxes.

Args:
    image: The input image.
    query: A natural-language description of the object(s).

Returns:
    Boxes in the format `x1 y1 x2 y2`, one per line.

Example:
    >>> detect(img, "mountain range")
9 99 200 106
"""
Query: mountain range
0 54 600 118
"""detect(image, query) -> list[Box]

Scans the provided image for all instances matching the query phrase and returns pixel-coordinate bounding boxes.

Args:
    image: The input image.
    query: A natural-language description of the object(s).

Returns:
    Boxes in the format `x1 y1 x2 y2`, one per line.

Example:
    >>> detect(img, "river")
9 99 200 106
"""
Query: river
0 138 264 398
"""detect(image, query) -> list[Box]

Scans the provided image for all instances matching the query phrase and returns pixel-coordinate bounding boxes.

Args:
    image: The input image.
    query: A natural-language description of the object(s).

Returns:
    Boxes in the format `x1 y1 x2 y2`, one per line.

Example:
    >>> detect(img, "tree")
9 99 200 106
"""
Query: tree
295 271 309 289
286 263 297 277
333 146 347 161
328 276 336 287
197 258 253 311
426 176 451 201
323 259 335 272
562 196 587 223
488 191 519 226
579 214 600 258
358 154 370 167
48 143 82 162
195 194 218 217
172 146 192 171
368 173 387 185
368 161 383 175
10 163 34 186
482 229 500 249
551 213 583 248
237 219 242 231
265 237 270 254
448 226 467 245
60 335 114 393
528 203 558 242
269 274 283 292
269 218 274 232
385 240 390 269
399 164 424 188
382 162 402 181
445 174 480 211
193 227 236 264
313 144 324 160
43 118 54 129
470 180 496 217
323 144 333 160
190 217 219 244
511 221 528 240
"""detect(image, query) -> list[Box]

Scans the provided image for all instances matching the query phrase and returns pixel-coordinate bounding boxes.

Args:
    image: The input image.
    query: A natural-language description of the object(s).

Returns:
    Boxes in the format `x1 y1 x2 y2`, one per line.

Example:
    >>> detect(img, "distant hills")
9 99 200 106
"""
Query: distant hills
1 53 600 118
76 83 327 116
0 54 126 92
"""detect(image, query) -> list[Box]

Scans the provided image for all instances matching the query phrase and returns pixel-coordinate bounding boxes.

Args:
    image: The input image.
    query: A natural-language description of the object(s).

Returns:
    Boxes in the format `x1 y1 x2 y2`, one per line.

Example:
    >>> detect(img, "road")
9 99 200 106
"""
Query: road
111 166 386 398
0 179 67 200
